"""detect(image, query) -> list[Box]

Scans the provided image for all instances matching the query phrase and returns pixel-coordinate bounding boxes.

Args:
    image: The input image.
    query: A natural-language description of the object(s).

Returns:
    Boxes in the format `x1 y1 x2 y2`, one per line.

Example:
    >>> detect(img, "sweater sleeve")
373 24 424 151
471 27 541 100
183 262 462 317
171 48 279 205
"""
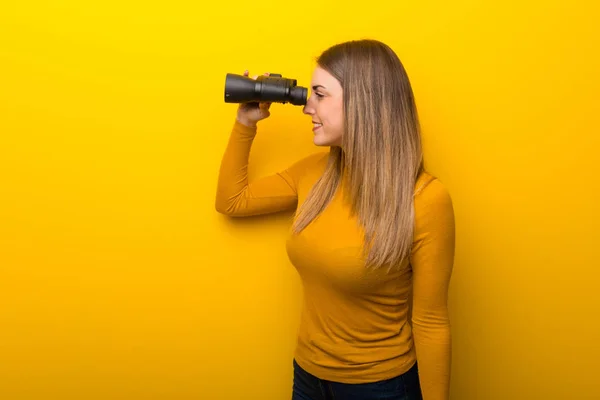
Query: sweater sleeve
215 120 322 217
410 177 455 400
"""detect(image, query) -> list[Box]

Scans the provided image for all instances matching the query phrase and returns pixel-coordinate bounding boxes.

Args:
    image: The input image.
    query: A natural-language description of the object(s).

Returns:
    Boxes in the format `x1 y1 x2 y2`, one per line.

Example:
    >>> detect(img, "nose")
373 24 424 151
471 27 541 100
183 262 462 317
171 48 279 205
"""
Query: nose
303 95 316 115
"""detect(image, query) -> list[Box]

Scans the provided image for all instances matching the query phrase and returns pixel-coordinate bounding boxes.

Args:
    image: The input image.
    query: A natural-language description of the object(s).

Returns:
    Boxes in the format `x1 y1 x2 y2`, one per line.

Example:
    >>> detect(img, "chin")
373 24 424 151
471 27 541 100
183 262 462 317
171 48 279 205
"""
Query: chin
313 138 333 147
313 133 336 147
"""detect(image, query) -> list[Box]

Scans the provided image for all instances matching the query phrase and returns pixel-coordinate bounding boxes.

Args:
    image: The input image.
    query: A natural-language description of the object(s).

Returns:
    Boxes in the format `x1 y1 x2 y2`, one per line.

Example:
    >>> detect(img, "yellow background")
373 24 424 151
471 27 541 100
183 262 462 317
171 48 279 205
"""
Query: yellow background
1 1 599 399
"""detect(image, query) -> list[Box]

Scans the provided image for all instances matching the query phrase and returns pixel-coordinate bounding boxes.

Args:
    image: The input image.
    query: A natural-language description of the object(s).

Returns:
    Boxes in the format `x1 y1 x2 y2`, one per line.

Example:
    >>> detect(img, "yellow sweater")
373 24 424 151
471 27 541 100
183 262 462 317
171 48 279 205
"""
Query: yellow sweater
216 120 455 400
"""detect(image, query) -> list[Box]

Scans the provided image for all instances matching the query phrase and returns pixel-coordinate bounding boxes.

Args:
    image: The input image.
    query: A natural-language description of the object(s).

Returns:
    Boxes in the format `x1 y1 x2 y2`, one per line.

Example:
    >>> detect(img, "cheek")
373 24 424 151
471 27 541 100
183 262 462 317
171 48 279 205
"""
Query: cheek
320 104 343 130
332 104 344 132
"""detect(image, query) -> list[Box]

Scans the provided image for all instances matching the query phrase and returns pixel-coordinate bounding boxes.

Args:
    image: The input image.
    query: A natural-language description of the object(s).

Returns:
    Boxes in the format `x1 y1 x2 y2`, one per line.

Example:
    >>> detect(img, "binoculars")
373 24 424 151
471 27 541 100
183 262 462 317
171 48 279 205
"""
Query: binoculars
224 73 308 106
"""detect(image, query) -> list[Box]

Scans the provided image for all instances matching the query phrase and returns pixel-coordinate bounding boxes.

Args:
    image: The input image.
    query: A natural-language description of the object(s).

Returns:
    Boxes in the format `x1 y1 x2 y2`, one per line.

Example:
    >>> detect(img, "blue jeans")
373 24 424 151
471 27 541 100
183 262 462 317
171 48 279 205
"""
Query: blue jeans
292 359 423 400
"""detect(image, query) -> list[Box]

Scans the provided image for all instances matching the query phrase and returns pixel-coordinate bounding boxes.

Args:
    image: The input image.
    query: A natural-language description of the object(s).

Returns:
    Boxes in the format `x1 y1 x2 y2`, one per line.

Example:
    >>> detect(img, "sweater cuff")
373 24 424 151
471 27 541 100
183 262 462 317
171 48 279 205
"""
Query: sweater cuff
233 119 258 138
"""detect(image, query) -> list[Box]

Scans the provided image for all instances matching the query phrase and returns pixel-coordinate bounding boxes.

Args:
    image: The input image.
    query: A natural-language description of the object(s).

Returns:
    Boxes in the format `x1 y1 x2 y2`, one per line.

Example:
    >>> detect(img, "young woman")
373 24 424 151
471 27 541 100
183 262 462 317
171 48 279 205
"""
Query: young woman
215 39 455 400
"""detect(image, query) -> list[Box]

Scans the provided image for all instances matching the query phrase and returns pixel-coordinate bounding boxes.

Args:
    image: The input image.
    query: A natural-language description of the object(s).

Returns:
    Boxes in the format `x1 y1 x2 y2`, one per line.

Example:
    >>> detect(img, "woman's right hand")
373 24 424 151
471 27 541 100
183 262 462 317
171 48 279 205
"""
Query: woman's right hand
236 70 272 128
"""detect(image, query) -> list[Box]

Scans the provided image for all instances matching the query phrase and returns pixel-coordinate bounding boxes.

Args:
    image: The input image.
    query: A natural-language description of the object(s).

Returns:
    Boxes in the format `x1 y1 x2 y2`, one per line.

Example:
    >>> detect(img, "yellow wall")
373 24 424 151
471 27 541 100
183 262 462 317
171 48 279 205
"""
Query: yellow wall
1 1 598 399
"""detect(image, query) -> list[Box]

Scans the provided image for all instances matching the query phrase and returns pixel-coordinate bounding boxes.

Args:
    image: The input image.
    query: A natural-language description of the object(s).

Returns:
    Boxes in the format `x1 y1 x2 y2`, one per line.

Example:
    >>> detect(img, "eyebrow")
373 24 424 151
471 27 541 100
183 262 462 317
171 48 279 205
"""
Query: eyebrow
312 85 326 91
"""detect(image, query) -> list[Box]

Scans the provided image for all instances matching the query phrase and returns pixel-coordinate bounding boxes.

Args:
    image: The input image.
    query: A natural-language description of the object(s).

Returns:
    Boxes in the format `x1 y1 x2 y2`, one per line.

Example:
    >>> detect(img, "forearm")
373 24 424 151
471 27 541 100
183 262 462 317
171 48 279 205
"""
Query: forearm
215 120 257 214
215 120 256 214
214 120 299 217
412 321 451 400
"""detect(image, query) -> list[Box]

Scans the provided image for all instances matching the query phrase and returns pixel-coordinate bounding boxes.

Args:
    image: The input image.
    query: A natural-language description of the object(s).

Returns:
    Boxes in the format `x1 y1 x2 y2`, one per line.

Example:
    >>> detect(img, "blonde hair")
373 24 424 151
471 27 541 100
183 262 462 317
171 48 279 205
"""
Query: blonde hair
292 39 425 271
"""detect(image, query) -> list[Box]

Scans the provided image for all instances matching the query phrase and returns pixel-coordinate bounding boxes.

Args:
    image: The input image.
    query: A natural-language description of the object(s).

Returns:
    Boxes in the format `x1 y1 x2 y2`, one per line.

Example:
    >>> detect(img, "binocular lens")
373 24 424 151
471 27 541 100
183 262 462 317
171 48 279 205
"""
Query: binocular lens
224 73 307 106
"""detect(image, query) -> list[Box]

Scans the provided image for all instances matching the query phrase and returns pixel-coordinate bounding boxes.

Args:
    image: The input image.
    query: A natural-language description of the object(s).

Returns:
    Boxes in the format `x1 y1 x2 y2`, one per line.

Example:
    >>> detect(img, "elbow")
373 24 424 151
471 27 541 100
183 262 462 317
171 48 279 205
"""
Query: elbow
214 190 231 215
411 314 450 328
215 198 234 216
411 321 451 346
215 194 245 217
215 185 251 217
412 317 451 334
411 308 451 338
215 203 228 216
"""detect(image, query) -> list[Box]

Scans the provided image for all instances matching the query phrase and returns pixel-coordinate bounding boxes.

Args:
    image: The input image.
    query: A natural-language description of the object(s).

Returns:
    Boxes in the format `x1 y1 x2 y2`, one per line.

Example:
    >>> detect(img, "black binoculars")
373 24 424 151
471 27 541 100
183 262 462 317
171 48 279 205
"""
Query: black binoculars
224 73 308 106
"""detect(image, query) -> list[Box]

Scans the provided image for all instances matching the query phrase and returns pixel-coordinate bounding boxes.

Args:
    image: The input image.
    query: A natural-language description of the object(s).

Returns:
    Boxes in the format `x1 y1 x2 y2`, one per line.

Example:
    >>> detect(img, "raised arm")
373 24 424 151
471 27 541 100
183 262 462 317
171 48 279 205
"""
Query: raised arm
215 120 300 217
410 176 456 400
215 115 329 217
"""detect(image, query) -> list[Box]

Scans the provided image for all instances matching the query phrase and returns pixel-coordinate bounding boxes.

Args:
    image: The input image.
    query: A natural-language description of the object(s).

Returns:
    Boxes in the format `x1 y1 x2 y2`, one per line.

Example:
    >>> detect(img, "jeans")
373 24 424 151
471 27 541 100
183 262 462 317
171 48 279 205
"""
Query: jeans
292 359 423 400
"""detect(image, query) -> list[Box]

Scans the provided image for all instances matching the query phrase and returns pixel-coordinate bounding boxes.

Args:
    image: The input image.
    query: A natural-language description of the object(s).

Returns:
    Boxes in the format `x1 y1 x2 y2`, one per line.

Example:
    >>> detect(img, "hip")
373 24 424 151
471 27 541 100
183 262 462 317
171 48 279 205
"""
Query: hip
292 358 423 400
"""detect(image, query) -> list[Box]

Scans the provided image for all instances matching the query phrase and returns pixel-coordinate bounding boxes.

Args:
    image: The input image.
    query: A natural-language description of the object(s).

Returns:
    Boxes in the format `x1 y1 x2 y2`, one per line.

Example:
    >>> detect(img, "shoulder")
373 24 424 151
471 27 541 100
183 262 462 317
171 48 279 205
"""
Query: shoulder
414 171 452 204
284 150 329 177
413 171 454 230
297 150 329 166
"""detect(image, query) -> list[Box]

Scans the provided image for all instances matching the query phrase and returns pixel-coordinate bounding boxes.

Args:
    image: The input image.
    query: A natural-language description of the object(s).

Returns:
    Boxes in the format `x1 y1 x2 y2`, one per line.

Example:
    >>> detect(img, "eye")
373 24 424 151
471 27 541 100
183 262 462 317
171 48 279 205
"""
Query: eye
315 92 324 99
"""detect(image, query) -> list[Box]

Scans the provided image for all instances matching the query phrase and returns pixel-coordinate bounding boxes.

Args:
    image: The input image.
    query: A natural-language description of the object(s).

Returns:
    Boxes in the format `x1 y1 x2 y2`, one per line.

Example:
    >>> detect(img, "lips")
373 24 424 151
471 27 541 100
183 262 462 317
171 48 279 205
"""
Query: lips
312 121 323 131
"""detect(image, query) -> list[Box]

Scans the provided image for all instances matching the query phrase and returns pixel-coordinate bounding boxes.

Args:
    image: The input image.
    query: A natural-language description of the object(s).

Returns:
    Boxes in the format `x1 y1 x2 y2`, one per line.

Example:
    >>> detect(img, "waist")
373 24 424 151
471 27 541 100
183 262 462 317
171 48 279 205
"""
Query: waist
294 319 416 383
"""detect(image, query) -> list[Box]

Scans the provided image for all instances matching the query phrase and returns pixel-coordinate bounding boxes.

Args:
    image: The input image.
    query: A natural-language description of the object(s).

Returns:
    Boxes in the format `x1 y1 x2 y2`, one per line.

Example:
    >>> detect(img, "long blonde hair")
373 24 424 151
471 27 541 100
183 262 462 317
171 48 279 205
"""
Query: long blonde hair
292 39 425 271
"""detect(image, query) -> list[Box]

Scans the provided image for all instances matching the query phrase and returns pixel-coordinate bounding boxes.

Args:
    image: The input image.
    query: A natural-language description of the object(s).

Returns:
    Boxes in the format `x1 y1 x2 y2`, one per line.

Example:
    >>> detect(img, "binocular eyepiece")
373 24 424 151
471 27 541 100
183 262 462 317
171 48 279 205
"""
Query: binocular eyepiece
224 73 307 106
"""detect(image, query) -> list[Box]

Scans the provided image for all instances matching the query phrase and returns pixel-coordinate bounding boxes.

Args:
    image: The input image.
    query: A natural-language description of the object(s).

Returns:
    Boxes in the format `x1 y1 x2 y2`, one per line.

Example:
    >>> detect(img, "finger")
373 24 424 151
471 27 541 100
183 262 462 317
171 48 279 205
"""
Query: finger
243 70 249 76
